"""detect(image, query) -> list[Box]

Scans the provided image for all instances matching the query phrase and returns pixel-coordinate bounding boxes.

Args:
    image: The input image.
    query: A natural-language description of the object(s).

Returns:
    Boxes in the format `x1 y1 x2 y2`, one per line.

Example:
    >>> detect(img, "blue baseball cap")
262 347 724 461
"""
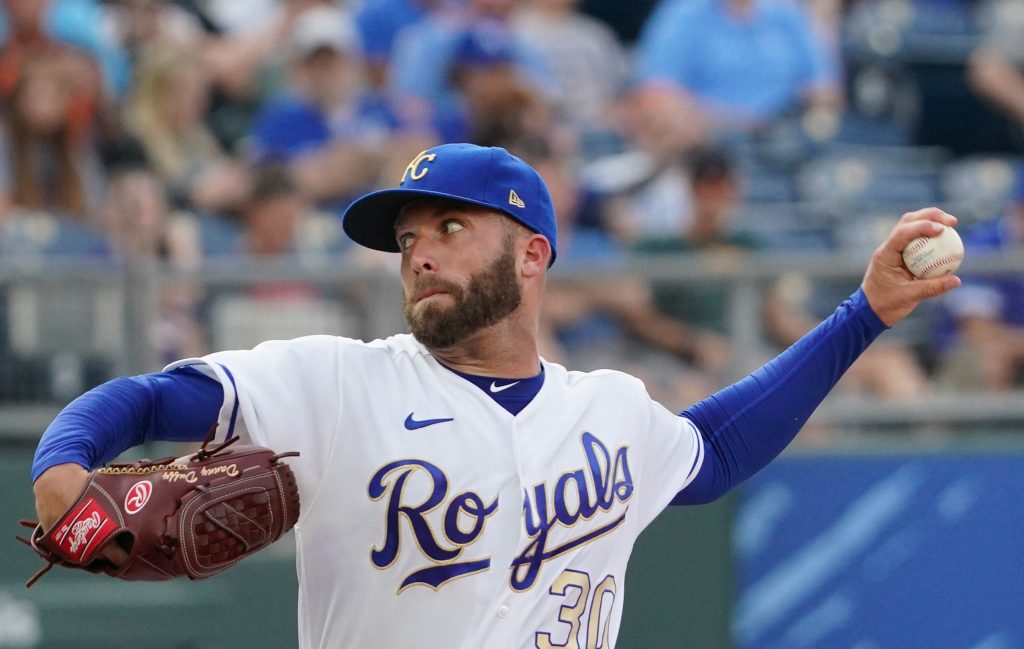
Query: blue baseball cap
453 23 516 67
342 143 558 264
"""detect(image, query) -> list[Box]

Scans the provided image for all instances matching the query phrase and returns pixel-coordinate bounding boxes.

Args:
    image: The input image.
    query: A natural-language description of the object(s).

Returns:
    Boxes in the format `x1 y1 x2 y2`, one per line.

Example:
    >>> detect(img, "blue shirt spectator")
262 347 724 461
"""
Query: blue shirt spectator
435 20 545 145
512 0 628 135
390 11 555 118
249 4 401 162
634 0 837 124
356 0 433 66
249 92 400 163
247 5 404 214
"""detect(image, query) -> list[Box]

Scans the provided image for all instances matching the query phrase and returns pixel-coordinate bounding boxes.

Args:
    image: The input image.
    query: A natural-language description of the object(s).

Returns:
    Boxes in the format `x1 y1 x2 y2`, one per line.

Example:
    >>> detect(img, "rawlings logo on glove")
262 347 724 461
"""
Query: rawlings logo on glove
17 435 300 587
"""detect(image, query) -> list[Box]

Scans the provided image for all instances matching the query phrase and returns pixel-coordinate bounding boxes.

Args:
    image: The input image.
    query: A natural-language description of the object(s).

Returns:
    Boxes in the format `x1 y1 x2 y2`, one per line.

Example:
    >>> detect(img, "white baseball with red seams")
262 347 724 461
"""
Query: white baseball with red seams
901 225 964 279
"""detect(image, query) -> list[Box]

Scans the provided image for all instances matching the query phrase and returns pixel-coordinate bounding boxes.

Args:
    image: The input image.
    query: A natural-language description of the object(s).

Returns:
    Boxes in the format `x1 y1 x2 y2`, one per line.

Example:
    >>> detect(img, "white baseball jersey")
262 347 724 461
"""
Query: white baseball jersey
166 333 704 649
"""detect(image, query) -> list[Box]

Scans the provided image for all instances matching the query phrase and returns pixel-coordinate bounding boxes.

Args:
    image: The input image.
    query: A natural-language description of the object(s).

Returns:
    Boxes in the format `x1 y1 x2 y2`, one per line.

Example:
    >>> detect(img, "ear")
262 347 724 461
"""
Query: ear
520 234 551 278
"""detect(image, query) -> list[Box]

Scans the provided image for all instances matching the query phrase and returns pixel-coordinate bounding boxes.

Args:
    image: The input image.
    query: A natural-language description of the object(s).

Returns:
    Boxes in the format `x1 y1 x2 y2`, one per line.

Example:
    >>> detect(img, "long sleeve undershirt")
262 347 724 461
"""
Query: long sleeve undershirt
31 368 223 482
671 288 887 504
32 289 887 506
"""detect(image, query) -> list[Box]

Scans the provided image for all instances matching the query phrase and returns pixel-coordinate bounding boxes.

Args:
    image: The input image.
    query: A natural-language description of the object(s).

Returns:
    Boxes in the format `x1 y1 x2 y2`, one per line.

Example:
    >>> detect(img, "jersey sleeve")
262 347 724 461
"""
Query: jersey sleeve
165 335 347 523
633 386 704 531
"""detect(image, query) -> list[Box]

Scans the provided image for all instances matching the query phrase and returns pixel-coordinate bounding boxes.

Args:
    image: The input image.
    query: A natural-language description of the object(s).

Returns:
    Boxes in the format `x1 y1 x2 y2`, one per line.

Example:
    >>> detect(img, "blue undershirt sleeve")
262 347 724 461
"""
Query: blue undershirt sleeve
31 367 224 482
672 288 888 505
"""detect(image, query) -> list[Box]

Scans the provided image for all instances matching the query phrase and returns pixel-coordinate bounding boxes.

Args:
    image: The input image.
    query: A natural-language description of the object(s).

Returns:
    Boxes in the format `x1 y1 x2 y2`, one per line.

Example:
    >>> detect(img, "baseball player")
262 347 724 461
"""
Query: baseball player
31 143 961 648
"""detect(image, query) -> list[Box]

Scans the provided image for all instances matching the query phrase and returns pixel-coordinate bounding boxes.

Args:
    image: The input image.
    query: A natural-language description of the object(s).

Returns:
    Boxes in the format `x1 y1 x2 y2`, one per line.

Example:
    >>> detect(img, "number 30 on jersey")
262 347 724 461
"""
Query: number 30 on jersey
536 569 617 649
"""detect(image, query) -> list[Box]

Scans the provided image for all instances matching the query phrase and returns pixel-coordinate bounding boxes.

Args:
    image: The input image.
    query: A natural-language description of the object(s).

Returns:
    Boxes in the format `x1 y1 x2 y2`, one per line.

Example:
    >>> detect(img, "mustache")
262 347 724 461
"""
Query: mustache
406 276 463 303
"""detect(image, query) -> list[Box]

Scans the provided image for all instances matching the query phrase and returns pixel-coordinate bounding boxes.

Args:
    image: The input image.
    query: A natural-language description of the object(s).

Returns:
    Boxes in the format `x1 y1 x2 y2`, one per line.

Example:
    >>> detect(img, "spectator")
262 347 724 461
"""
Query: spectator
595 112 695 244
389 0 555 128
107 0 313 154
630 0 841 151
442 22 552 146
206 162 356 349
356 0 438 90
181 1 319 152
520 139 729 409
0 50 106 219
631 147 928 401
630 148 750 369
935 167 1024 390
511 0 627 137
238 163 309 259
0 0 130 99
248 5 412 211
103 0 205 61
968 0 1024 146
100 154 205 362
124 44 251 213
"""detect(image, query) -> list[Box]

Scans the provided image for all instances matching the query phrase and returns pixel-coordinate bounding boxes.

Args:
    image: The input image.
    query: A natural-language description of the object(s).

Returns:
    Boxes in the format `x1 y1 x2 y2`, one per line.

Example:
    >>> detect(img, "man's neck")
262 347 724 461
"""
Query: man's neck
427 319 542 378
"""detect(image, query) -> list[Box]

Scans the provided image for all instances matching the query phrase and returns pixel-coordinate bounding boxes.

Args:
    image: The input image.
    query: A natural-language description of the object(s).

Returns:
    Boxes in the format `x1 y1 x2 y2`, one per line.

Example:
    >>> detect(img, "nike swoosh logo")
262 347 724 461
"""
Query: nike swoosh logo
404 413 454 430
489 381 520 393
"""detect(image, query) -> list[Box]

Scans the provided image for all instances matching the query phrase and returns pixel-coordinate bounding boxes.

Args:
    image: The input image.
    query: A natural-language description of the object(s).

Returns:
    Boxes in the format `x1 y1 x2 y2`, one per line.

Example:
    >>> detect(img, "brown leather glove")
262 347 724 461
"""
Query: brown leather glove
18 436 299 587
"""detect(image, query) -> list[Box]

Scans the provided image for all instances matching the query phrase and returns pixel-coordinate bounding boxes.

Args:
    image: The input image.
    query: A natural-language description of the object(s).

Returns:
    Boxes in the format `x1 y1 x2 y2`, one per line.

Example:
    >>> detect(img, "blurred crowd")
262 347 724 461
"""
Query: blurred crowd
1 0 1023 412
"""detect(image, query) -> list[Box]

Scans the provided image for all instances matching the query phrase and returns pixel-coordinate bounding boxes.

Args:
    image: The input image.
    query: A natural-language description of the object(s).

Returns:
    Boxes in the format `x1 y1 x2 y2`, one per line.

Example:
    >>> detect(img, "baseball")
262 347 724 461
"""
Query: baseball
901 224 964 279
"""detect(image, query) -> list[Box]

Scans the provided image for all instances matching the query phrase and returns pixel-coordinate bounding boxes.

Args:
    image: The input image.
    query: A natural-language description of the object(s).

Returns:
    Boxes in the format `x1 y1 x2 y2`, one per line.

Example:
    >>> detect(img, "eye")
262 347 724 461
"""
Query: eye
442 220 464 235
397 231 415 250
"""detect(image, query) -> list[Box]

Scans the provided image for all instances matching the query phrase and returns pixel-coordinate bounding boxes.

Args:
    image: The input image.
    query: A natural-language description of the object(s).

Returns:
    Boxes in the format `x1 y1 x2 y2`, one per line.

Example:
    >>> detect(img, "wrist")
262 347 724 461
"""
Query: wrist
33 463 90 531
853 287 890 333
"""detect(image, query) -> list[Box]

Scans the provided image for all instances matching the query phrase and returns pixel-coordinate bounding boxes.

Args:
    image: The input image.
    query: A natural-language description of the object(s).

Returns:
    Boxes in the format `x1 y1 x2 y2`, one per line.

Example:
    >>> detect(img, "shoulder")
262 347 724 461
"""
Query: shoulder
200 333 422 367
545 361 649 397
257 332 427 360
360 333 434 362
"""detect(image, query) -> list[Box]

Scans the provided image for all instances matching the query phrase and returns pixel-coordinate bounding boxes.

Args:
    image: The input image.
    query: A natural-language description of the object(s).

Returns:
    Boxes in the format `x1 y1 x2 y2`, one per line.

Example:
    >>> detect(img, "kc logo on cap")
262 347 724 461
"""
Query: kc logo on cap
342 143 558 264
402 151 437 183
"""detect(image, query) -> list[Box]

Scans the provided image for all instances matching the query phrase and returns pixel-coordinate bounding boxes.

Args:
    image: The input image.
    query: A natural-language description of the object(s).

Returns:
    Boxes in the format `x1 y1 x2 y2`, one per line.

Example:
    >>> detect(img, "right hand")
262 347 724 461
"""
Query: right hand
861 208 962 326
33 463 129 565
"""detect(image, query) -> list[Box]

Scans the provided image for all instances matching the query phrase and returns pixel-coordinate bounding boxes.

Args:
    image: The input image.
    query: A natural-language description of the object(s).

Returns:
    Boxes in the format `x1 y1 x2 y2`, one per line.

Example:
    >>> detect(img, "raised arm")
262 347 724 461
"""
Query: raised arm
674 208 961 504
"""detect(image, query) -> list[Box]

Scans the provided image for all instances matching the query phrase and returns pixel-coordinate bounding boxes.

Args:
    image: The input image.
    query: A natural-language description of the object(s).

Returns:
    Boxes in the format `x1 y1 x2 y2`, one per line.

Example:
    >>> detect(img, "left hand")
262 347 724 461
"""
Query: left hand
862 208 962 326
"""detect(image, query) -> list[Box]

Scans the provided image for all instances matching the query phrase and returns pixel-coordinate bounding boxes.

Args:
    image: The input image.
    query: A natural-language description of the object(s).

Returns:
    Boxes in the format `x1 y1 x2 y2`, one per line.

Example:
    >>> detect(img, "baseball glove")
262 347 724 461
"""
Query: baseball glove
17 434 300 587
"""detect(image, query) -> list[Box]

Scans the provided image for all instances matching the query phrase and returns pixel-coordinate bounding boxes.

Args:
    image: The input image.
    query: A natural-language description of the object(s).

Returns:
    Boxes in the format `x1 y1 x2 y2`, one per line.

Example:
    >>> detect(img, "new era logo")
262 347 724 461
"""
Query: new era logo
508 189 525 208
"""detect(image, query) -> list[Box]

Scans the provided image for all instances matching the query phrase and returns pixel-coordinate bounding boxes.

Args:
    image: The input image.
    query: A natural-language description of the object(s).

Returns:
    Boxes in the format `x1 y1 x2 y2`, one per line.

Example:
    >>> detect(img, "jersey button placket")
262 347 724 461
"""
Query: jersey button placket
505 420 527 626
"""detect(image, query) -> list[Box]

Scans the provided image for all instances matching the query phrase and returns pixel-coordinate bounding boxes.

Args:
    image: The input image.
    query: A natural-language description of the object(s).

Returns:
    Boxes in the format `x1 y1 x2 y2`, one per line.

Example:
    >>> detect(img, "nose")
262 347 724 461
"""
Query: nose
406 235 437 274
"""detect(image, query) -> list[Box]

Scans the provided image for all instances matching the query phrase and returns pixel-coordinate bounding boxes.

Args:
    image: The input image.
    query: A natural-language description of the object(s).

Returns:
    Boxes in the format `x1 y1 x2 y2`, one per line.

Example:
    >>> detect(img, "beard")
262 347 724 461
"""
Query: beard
403 246 522 350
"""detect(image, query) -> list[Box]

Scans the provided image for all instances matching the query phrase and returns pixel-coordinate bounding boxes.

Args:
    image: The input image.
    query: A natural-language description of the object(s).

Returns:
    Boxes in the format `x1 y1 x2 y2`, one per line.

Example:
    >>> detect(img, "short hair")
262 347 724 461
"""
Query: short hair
249 164 297 203
500 213 532 239
687 147 735 184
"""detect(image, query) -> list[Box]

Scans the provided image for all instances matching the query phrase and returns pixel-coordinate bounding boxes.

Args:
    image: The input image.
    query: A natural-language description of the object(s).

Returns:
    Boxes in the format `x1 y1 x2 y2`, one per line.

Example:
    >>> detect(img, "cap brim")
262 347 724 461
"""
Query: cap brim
342 187 507 253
